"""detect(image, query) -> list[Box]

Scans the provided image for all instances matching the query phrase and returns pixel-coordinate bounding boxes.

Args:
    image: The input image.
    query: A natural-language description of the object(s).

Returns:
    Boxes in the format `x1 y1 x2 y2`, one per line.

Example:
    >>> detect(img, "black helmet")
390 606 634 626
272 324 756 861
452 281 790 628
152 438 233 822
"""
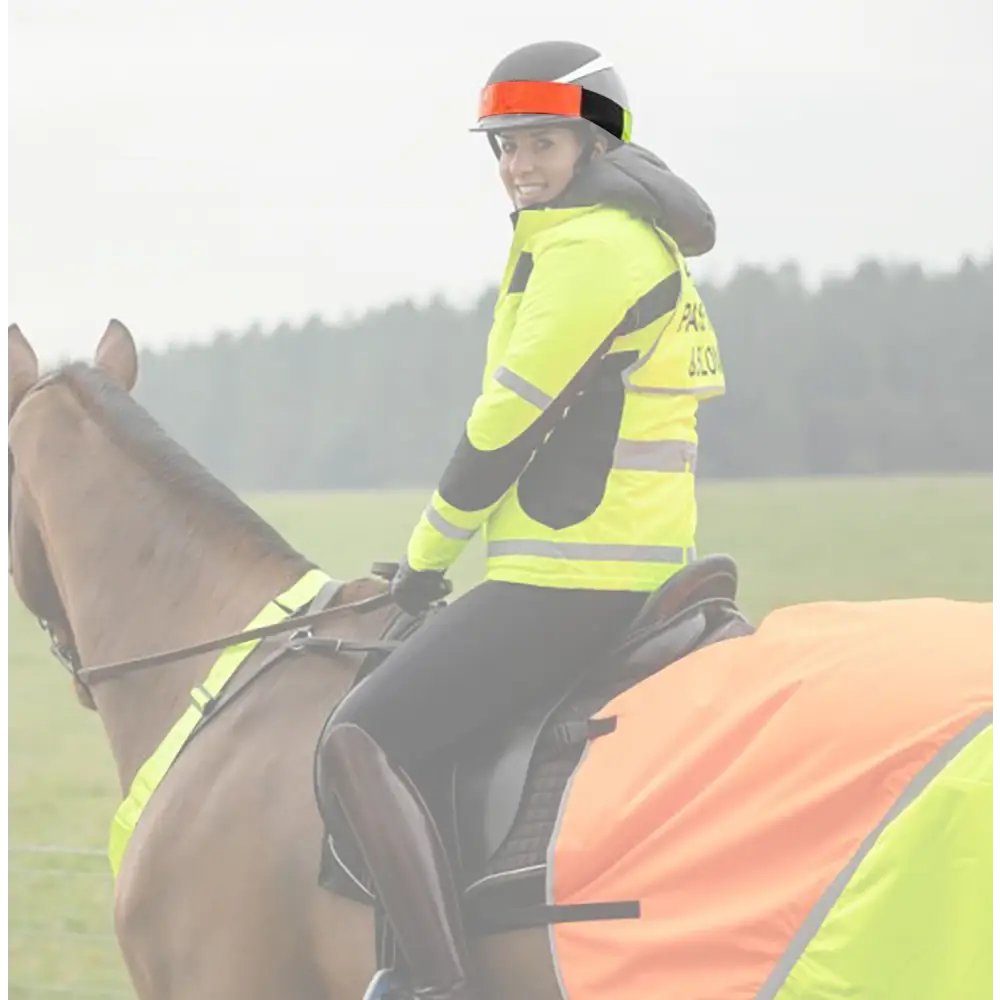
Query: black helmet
471 40 632 144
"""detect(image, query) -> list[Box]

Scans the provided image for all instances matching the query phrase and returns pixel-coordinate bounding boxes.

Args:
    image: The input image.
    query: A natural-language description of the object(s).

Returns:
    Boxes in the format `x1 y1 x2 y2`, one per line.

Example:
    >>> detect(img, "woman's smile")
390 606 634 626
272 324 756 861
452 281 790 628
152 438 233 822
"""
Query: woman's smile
512 181 549 207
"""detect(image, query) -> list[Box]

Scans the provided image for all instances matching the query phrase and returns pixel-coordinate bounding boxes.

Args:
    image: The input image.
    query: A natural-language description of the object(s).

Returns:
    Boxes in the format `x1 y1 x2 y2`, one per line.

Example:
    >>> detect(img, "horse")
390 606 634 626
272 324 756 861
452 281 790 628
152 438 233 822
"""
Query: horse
8 320 992 1000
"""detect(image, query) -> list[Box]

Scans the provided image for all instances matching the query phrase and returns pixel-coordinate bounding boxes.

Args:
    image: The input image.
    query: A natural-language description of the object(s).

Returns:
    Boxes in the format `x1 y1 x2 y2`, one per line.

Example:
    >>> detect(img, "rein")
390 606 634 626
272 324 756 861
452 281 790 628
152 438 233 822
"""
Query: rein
75 589 400 685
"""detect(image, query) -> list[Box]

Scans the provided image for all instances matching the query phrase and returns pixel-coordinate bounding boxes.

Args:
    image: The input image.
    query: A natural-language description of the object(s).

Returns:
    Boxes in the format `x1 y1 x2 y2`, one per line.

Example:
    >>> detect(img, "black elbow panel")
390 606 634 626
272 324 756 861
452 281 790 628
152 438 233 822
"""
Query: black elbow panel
438 419 552 512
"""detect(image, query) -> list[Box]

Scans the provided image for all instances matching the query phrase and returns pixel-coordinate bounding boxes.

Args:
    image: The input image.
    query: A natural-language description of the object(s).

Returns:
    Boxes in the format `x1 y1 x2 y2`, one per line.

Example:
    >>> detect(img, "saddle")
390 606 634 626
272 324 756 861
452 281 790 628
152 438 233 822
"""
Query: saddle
318 554 754 935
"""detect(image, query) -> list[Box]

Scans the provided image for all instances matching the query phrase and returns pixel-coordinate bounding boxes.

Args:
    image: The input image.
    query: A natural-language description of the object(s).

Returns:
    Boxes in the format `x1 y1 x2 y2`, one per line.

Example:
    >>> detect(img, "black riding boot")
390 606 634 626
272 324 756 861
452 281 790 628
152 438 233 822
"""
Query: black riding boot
320 723 475 1000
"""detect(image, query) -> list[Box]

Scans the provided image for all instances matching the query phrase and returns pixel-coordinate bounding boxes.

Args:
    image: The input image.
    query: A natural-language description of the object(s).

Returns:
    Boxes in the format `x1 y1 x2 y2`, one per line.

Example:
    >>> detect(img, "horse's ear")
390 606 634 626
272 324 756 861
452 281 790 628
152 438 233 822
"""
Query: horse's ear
94 319 138 393
9 323 40 417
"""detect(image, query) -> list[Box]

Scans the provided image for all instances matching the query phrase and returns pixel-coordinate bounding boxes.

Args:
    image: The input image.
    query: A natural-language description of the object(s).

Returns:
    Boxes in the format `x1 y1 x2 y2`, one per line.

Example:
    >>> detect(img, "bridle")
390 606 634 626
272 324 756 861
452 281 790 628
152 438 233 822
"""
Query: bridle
7 373 401 694
7 373 83 678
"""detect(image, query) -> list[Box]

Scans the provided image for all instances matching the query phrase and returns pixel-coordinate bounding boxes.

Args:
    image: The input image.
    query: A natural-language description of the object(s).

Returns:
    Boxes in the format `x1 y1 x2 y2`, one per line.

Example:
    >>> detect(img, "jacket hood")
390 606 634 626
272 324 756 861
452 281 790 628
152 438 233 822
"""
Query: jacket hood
549 142 716 257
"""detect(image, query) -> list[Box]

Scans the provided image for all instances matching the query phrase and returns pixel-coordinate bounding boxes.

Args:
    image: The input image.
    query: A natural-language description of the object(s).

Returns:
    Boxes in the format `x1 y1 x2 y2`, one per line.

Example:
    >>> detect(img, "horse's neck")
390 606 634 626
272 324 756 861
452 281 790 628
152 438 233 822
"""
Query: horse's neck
35 438 308 795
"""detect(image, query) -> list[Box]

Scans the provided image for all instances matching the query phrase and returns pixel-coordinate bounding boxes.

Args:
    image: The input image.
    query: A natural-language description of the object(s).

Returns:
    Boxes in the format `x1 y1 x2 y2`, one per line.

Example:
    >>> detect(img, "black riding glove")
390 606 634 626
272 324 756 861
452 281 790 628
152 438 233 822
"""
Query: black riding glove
390 558 452 616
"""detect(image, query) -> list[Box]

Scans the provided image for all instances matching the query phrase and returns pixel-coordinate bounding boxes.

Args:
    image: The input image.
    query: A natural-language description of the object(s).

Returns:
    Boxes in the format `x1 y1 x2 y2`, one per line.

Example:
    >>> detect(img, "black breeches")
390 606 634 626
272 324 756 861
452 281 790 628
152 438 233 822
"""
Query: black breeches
326 580 646 777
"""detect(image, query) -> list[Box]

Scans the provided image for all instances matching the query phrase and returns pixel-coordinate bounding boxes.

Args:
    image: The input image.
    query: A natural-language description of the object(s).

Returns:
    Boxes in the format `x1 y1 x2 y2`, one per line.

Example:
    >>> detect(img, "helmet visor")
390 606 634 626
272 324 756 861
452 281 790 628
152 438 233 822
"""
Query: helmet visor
478 79 584 120
472 79 630 141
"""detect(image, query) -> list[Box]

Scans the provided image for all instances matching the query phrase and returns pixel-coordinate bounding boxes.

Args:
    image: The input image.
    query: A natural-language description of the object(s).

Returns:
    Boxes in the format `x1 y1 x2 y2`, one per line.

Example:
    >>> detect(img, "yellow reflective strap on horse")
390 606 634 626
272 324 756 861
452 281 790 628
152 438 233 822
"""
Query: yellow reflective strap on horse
108 568 333 877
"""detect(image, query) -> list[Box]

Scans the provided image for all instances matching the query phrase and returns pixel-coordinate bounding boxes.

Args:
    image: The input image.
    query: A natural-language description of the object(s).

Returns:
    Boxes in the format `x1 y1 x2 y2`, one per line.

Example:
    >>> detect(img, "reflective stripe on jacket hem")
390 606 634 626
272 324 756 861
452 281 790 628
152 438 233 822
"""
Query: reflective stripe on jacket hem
612 438 697 472
488 540 696 563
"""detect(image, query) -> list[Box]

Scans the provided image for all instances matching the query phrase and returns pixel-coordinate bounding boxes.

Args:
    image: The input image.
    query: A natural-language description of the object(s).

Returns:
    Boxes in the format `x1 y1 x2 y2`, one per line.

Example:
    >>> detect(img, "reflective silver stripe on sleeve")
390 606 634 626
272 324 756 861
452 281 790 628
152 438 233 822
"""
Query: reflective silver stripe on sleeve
613 439 697 472
493 366 553 410
625 384 724 397
425 506 477 541
488 540 690 563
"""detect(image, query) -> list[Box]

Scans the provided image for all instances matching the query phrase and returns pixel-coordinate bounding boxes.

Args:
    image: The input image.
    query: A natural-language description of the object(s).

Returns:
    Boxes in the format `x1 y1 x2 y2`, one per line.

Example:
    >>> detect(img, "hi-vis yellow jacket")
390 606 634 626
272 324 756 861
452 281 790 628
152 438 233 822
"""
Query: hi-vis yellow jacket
406 172 725 592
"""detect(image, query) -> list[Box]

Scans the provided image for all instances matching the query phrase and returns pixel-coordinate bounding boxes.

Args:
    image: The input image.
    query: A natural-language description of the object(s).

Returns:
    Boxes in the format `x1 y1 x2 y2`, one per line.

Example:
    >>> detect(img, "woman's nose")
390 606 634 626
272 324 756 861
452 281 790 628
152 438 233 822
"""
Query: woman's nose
509 148 536 175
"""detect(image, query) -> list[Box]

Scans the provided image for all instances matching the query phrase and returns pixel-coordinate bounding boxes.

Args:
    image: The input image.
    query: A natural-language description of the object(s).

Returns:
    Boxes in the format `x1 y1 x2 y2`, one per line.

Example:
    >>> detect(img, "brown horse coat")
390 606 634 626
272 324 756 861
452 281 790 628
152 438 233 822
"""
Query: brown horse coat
8 322 559 1000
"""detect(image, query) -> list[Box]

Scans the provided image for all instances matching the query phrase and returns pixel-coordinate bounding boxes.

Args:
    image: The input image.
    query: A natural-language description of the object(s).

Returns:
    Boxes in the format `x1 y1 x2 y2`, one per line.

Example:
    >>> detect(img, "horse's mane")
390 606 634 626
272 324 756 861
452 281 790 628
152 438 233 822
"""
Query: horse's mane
52 362 308 567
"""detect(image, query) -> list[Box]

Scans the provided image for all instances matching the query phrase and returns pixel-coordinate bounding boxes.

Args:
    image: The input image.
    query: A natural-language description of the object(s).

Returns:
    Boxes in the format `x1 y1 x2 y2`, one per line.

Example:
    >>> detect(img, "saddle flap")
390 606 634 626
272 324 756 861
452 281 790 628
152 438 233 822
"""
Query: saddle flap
454 693 563 877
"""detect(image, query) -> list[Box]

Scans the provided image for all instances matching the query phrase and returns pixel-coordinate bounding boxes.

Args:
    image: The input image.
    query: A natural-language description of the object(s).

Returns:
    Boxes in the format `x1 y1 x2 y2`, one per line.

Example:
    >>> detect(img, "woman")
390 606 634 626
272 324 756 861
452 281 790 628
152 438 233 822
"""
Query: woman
317 40 725 1000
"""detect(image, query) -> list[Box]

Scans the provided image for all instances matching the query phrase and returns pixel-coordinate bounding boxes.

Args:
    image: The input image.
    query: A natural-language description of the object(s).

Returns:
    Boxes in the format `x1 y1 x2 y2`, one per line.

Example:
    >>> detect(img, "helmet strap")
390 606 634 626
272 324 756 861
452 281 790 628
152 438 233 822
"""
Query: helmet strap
572 122 602 172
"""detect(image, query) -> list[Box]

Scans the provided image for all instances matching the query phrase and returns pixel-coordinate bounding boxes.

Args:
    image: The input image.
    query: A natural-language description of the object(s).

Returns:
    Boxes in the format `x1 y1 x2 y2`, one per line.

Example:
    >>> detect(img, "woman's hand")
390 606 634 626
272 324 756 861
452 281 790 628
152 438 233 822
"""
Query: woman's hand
390 558 453 616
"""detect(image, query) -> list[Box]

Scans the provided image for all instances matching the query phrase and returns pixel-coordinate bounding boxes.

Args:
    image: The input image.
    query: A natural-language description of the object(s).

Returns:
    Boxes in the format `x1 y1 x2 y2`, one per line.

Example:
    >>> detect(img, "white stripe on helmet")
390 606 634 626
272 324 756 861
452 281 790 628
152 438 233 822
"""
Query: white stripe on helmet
552 54 614 84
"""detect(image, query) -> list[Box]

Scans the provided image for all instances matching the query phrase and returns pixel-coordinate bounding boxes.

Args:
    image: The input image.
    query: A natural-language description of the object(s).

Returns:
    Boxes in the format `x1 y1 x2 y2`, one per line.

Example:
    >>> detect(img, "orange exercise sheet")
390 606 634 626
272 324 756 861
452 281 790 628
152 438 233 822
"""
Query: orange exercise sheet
549 599 993 999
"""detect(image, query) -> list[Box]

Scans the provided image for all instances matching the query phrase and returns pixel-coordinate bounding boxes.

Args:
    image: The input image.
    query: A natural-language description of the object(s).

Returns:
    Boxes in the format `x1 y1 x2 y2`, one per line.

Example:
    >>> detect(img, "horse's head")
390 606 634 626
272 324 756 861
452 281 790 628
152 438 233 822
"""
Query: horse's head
8 319 139 708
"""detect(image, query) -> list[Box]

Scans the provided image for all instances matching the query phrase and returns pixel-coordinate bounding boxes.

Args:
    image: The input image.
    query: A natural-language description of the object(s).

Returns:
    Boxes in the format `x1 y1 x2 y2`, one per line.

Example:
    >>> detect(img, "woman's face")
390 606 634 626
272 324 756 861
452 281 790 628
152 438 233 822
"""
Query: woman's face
497 125 604 209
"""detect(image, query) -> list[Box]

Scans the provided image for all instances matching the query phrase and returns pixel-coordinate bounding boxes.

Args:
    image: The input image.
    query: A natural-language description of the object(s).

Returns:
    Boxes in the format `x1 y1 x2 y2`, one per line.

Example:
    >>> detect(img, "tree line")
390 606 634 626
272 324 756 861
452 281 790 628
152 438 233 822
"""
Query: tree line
133 257 992 489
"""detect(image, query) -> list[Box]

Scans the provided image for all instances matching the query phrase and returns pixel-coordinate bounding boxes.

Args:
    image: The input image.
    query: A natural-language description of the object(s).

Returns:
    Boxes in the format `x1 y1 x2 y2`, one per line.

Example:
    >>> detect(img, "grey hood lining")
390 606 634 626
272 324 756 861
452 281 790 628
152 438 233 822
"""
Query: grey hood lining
546 142 716 257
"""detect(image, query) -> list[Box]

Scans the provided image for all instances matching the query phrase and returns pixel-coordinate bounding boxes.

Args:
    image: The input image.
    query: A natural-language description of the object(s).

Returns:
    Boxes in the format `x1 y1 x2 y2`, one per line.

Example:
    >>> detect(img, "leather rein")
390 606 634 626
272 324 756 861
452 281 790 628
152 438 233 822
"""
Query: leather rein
72 589 400 686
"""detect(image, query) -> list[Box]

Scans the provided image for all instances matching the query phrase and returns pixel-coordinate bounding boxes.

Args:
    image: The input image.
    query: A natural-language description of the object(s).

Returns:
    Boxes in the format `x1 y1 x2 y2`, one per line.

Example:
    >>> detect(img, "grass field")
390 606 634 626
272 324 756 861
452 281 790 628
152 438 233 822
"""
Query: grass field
7 476 993 998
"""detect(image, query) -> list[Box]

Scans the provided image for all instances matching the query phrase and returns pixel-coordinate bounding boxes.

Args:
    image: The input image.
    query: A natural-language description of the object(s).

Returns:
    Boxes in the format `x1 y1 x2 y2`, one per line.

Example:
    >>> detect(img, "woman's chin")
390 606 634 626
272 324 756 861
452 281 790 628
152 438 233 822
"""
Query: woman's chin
515 192 550 209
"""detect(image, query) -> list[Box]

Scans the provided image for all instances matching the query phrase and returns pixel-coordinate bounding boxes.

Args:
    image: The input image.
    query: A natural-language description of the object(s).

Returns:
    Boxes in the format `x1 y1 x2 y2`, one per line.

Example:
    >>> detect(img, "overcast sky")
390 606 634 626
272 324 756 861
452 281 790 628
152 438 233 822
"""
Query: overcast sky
8 0 993 360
